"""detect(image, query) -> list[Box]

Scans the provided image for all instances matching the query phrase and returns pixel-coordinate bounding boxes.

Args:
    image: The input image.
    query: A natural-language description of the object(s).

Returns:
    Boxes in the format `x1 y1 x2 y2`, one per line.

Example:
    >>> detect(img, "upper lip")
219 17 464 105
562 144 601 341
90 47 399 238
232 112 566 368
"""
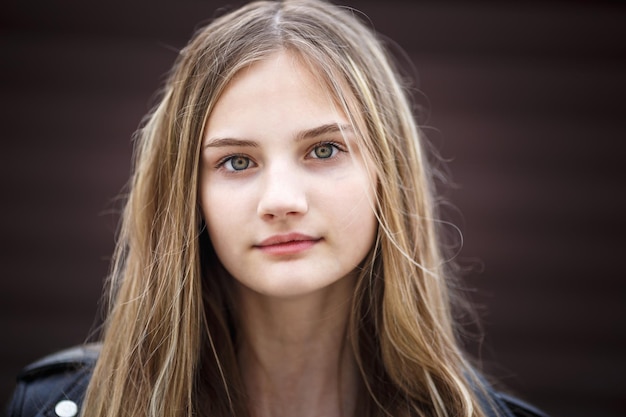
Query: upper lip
255 233 320 247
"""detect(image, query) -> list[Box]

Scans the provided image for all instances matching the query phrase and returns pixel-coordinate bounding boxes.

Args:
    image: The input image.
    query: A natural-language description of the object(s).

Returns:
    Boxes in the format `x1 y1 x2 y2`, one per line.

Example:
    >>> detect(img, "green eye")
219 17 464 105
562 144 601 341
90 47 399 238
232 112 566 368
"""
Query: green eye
228 156 251 171
313 144 334 159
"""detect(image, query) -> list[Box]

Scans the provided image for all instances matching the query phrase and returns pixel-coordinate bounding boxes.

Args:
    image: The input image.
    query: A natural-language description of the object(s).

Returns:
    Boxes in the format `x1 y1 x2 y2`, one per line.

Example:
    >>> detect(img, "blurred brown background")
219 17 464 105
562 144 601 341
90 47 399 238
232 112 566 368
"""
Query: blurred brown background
1 1 625 416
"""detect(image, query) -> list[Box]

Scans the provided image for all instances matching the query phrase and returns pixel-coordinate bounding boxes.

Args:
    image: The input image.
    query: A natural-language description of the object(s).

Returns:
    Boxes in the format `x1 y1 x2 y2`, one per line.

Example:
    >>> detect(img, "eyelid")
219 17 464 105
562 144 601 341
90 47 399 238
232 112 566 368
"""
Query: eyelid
210 140 347 171
306 140 347 158
214 153 256 172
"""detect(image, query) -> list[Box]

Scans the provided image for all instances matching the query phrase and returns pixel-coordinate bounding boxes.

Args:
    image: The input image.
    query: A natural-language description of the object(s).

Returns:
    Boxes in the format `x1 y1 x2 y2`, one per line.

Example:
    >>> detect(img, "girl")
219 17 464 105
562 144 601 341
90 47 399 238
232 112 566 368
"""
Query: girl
8 1 547 417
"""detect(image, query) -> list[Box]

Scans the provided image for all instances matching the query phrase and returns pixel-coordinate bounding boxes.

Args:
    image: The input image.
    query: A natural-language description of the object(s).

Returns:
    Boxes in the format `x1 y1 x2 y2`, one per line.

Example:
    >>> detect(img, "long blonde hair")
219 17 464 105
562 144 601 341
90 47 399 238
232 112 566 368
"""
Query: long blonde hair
83 1 491 416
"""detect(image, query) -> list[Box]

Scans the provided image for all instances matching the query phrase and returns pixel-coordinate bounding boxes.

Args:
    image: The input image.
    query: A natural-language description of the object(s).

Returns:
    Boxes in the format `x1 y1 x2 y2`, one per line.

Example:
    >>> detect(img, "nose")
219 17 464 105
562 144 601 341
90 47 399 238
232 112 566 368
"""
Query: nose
257 163 308 220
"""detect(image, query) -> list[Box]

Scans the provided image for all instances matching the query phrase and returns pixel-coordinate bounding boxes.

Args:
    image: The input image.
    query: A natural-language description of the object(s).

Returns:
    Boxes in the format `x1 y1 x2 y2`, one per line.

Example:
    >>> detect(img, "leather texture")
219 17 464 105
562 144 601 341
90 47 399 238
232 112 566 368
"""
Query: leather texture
5 344 548 417
6 345 99 417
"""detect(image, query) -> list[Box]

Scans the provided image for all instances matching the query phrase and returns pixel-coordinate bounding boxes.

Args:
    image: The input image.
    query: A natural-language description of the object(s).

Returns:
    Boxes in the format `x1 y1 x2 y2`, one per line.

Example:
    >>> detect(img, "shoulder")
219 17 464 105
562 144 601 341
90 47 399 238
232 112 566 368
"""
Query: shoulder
468 369 549 417
477 380 549 417
6 344 101 417
5 346 549 417
493 391 550 417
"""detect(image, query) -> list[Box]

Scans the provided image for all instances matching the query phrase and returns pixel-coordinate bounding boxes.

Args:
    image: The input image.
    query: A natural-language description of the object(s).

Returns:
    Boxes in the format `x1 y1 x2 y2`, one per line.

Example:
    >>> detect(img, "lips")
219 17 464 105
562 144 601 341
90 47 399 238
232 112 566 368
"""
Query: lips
255 233 321 255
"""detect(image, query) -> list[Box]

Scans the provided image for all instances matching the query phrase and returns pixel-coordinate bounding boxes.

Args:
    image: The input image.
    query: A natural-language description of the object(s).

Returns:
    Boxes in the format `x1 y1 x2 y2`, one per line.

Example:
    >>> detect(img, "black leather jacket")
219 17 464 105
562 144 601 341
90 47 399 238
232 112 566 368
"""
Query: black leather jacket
6 345 548 417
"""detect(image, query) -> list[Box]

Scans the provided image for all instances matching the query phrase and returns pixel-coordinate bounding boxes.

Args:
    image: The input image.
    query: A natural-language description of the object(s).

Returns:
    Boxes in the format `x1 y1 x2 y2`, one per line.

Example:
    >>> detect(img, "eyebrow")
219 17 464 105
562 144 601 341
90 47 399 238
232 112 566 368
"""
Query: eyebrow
296 123 353 141
204 123 353 148
203 138 259 148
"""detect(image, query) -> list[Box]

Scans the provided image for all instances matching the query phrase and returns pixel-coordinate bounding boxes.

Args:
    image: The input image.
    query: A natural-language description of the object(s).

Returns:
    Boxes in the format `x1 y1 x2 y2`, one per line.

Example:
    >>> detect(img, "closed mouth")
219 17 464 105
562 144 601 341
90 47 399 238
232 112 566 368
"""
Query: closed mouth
256 233 320 247
254 233 322 255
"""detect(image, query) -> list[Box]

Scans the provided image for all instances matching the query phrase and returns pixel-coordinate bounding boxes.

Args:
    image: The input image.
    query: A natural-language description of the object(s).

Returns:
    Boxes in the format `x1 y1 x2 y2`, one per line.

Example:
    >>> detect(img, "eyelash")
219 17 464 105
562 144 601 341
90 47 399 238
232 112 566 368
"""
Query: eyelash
214 141 346 172
215 153 255 172
307 141 345 159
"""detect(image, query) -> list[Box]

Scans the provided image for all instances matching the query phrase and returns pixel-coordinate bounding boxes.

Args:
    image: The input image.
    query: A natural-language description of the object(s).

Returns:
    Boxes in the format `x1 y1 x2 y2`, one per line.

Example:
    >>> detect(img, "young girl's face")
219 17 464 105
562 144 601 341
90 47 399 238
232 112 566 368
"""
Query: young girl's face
199 51 377 300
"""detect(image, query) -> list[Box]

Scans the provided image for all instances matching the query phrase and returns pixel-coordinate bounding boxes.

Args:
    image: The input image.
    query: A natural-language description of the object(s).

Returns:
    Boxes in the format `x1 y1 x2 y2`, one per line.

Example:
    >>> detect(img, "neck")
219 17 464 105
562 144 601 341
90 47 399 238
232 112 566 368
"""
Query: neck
235 277 359 417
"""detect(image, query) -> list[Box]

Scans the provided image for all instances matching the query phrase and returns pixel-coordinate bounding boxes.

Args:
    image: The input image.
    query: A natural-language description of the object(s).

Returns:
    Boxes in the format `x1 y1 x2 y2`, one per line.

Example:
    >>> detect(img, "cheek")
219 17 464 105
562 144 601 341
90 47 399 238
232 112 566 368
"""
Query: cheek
201 177 251 216
328 175 377 241
200 183 244 252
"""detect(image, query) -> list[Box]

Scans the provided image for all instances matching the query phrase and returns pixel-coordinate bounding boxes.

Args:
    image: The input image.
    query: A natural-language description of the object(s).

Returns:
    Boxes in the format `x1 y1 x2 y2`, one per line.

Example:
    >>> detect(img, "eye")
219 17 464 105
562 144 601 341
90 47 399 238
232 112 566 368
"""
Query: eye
309 142 340 159
220 155 254 171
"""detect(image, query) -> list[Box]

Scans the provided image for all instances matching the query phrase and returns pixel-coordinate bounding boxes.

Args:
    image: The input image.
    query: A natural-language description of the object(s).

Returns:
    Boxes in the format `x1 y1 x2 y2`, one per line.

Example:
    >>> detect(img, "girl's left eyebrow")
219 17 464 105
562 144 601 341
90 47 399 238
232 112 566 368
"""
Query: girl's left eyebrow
204 123 353 148
296 123 353 142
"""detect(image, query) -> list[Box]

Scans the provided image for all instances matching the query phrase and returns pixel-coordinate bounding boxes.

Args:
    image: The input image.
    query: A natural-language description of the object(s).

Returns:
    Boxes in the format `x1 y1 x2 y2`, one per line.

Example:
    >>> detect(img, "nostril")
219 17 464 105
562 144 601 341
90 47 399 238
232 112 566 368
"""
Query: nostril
257 189 308 219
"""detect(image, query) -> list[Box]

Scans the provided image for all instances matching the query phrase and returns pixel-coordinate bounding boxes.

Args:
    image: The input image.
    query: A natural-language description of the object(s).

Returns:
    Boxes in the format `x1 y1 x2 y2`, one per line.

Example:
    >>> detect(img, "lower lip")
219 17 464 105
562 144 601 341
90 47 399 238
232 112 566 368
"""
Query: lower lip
256 239 320 256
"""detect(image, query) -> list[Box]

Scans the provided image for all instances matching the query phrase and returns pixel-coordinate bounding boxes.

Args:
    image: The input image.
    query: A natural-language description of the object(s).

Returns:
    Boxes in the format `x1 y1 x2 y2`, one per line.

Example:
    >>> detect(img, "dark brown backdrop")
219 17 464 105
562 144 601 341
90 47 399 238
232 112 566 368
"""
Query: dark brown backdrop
2 1 625 416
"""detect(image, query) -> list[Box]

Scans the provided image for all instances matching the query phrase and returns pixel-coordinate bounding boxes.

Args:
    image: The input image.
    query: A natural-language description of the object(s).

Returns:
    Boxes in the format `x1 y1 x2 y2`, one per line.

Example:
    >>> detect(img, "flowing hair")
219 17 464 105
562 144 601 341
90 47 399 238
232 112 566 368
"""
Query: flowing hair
82 1 492 416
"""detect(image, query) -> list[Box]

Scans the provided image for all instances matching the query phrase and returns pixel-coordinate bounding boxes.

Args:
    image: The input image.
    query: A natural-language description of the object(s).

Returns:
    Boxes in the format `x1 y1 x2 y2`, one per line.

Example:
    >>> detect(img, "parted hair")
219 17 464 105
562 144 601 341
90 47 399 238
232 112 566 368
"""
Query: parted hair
82 1 490 416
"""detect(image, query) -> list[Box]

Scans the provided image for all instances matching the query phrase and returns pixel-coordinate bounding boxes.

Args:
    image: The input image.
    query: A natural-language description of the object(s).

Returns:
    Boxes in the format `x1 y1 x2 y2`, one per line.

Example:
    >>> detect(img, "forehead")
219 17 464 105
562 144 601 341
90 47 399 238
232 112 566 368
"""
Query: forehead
205 50 354 136
224 48 360 108
225 51 339 102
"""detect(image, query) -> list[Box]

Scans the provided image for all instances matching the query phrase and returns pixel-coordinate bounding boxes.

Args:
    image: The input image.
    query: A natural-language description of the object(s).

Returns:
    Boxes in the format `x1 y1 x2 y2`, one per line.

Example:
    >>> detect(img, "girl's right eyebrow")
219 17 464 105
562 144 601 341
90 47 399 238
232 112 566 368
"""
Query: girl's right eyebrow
203 138 259 148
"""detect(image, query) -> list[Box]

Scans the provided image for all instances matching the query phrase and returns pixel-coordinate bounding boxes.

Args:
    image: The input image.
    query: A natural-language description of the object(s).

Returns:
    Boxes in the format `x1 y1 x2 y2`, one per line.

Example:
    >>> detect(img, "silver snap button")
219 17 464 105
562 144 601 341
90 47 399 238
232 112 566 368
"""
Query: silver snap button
54 400 78 417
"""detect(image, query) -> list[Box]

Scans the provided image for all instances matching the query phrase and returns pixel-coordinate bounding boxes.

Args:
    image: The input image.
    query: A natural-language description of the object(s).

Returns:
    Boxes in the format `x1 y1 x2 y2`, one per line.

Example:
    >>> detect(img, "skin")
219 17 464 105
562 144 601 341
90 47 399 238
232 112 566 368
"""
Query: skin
199 51 377 417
